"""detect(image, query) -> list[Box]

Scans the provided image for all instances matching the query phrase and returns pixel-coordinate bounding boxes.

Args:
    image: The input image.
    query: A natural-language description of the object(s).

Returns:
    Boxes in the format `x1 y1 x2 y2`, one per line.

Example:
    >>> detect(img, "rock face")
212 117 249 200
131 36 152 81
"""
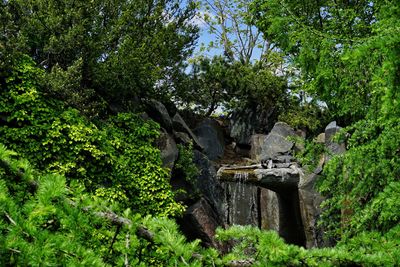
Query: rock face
145 99 173 132
298 166 326 248
193 150 225 220
217 121 343 248
178 198 223 248
144 100 347 251
173 131 192 146
260 122 296 160
217 165 306 246
156 129 179 170
249 134 267 162
229 106 276 146
250 133 280 237
229 108 257 145
193 119 225 161
172 113 204 151
260 188 280 231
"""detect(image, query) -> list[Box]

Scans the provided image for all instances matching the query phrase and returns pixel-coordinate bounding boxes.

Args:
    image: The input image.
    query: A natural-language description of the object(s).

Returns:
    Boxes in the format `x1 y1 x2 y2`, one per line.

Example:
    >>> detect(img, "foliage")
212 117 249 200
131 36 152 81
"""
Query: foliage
174 143 200 196
320 118 400 239
0 144 215 266
216 225 400 266
253 0 399 124
179 56 287 117
293 139 326 172
197 0 268 64
278 97 328 135
45 58 106 117
0 55 183 217
254 0 400 242
0 0 198 111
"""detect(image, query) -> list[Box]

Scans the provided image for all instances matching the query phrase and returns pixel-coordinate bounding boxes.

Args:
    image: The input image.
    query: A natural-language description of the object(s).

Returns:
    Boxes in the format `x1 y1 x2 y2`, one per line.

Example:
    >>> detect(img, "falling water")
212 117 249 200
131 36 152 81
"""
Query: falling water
225 171 258 226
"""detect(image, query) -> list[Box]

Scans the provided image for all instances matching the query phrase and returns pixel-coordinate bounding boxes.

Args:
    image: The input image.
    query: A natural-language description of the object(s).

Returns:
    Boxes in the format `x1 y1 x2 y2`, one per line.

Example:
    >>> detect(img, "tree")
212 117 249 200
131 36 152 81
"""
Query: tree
198 0 273 64
0 0 199 113
253 0 400 240
175 55 287 122
253 0 383 123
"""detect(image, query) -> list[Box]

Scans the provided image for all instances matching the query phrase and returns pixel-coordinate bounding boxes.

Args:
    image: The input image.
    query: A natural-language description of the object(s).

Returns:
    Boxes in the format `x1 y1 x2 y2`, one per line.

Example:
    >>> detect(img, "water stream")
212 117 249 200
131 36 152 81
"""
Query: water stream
224 171 258 226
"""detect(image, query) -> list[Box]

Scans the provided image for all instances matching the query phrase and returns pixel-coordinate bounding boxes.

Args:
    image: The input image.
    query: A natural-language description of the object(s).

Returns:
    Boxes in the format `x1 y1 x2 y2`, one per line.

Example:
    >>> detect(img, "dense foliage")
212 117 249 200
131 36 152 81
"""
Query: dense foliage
0 0 198 112
178 56 288 121
1 0 399 265
0 55 183 217
0 143 220 266
2 143 399 266
253 0 400 241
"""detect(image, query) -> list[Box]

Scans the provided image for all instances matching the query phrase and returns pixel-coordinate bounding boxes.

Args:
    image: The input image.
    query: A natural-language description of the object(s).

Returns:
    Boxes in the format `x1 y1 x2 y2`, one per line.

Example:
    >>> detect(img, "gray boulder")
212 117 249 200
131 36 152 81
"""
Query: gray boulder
172 113 204 151
145 99 173 132
178 198 224 248
173 131 192 146
249 134 267 161
261 122 296 160
193 119 225 161
193 150 225 219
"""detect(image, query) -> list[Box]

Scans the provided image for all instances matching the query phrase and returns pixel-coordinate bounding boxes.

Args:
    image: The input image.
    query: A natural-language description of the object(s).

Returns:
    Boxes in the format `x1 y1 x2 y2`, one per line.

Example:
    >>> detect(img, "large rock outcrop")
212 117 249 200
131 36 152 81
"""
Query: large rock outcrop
145 99 173 132
260 122 297 161
193 150 225 217
193 119 225 161
172 113 204 151
178 198 224 249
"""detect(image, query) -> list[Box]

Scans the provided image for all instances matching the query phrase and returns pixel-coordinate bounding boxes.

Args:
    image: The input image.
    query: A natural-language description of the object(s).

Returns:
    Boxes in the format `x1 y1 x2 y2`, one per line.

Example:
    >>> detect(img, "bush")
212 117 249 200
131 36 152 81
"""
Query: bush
0 55 183 217
0 144 213 266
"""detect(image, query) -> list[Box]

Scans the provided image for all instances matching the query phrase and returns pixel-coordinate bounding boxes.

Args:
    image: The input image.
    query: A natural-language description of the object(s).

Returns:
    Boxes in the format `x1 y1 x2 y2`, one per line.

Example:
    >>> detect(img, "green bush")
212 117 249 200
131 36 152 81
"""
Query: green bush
216 225 400 266
0 144 213 266
0 55 183 217
319 118 400 239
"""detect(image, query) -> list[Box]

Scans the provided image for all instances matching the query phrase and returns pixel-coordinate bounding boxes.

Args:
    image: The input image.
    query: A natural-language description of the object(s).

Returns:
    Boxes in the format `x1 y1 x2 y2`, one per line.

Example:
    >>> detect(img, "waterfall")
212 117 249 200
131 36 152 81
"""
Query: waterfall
225 171 258 226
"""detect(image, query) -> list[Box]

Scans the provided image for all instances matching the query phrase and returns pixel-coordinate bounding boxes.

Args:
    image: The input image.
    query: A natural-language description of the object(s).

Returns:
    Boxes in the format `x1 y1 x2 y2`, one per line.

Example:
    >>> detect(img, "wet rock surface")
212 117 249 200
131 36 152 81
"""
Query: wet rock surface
224 181 259 227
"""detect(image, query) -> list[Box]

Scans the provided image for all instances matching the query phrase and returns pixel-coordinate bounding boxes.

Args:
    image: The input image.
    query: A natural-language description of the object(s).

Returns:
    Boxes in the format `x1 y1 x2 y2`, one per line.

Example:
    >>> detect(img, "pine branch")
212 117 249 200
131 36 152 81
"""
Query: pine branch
92 210 154 243
0 158 38 190
4 212 17 225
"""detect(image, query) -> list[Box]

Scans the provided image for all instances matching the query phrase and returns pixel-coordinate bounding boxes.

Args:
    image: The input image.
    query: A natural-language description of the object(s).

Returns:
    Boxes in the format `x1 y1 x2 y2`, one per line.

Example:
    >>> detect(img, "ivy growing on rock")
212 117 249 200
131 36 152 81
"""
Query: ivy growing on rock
0 55 183 217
